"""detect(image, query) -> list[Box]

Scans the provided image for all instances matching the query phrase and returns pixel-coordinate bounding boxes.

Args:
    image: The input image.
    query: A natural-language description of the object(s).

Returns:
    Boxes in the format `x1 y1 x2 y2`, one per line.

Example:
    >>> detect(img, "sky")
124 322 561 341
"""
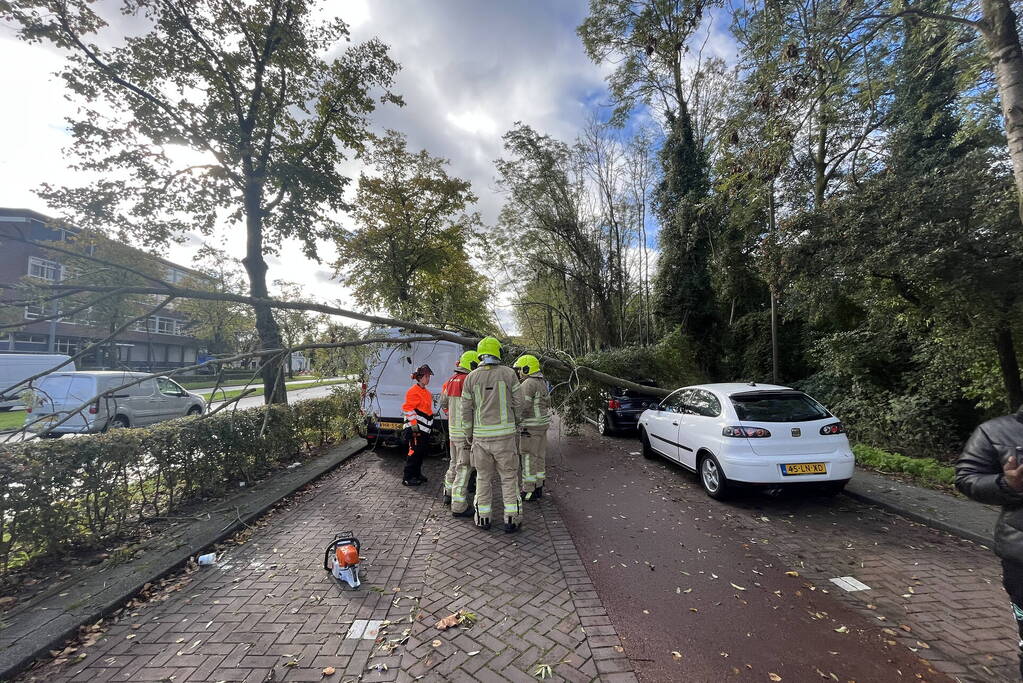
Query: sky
0 0 731 334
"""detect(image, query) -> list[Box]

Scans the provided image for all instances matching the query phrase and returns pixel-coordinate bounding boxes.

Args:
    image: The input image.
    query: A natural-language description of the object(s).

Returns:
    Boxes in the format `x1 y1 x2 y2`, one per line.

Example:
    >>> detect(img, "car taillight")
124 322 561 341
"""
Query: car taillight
25 405 32 414
723 426 772 438
89 401 99 415
608 399 621 410
820 422 844 435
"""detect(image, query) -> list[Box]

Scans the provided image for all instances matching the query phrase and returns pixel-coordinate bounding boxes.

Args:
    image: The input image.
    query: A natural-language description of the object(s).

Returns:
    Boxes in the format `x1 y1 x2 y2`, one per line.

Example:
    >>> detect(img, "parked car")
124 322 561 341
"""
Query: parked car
0 353 75 410
585 380 661 436
360 328 461 451
637 383 854 499
25 371 206 437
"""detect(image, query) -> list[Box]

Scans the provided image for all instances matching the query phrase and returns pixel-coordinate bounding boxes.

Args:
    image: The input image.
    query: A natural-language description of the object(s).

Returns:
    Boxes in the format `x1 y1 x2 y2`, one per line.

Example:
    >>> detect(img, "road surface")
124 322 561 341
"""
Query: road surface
548 419 1015 682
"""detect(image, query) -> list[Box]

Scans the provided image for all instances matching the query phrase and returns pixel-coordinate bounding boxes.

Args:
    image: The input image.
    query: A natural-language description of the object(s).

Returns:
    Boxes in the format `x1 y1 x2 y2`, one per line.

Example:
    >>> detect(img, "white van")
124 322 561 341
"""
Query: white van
0 353 75 410
25 371 206 437
361 328 464 449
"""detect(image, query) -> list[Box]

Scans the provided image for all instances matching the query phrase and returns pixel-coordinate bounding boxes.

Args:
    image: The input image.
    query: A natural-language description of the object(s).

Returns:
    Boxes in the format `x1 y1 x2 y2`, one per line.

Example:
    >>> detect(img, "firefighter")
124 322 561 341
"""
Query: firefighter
401 364 434 486
440 350 479 512
513 354 552 500
462 336 524 532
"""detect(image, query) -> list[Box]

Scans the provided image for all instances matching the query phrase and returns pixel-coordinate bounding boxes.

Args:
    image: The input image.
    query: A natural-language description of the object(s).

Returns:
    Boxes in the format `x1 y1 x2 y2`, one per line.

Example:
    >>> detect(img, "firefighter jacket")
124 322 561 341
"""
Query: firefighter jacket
439 368 469 438
519 374 552 430
462 363 523 441
402 383 434 434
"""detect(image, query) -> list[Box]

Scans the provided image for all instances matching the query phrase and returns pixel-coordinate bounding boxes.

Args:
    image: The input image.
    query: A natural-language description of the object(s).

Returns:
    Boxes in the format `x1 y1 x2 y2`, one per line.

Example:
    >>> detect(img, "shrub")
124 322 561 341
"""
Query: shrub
852 444 956 488
0 392 359 573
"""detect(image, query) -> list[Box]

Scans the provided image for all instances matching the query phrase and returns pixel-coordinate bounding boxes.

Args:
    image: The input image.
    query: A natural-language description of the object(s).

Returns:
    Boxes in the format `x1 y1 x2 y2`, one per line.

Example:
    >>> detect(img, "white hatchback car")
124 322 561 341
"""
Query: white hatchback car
637 383 854 499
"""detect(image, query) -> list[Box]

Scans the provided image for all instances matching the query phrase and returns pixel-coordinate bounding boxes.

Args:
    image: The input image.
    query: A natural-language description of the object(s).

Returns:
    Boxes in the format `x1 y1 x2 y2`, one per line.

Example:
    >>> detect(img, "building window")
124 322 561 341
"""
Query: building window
14 334 46 345
27 257 61 281
24 304 44 320
165 267 188 284
54 338 79 355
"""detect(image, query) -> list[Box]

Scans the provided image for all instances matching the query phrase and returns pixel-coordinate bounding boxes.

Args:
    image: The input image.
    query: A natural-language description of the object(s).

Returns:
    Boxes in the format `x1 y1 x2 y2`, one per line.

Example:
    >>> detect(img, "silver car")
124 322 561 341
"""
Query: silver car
26 371 206 436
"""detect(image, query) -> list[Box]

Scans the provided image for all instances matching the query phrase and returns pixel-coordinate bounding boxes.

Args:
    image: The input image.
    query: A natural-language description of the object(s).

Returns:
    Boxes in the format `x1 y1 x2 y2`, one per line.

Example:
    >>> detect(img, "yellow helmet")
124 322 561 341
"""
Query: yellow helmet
513 354 540 376
476 336 503 360
459 350 480 371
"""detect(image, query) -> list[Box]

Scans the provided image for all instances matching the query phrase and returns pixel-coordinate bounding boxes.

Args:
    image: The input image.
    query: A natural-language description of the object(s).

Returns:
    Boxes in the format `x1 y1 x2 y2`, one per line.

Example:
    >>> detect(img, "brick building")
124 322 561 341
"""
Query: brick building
0 207 205 370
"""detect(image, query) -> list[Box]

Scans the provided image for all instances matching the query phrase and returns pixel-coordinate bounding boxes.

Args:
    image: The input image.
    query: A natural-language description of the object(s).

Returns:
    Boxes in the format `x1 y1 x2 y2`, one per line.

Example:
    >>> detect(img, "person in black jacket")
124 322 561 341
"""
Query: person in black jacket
956 410 1023 680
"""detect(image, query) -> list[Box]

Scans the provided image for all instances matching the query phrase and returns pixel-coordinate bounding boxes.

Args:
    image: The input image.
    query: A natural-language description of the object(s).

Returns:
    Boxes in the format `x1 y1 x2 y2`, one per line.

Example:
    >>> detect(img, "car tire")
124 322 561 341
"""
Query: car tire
699 454 731 500
39 432 63 439
639 429 655 459
187 406 203 416
820 480 849 496
597 411 617 437
107 415 130 431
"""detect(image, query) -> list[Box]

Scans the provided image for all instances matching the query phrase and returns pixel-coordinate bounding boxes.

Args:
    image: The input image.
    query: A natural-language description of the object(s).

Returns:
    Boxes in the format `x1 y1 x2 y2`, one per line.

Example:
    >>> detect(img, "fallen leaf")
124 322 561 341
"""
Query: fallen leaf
730 583 746 591
671 651 683 660
769 675 782 682
834 626 848 633
431 639 442 647
322 667 336 676
785 571 799 577
125 634 136 640
466 651 480 656
434 614 459 630
915 641 930 649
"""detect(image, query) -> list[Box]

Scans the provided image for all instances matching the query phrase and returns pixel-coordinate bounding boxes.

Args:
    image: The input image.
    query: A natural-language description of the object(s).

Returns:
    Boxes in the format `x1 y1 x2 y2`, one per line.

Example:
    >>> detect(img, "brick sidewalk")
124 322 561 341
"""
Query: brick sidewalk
20 448 635 682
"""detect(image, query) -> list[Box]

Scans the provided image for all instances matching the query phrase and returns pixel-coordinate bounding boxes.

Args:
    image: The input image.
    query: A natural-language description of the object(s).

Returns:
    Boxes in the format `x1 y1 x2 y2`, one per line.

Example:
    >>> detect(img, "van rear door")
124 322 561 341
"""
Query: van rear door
32 374 95 430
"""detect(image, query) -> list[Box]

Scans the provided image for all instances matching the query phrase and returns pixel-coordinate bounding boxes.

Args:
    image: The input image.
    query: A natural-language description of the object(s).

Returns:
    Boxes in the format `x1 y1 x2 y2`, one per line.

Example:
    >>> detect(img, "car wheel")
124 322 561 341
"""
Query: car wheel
597 411 617 437
819 480 849 496
699 454 730 500
108 415 130 430
639 429 655 459
187 405 203 416
39 432 63 439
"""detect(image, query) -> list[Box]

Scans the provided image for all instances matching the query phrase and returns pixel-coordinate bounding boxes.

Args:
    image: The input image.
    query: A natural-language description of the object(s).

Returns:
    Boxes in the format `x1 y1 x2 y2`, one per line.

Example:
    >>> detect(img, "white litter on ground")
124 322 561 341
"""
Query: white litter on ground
345 619 384 639
829 576 871 592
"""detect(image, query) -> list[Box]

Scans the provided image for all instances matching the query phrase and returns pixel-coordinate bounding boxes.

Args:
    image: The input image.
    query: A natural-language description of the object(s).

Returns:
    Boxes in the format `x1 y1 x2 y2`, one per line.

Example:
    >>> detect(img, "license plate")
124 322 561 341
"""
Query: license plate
378 421 403 431
781 462 827 476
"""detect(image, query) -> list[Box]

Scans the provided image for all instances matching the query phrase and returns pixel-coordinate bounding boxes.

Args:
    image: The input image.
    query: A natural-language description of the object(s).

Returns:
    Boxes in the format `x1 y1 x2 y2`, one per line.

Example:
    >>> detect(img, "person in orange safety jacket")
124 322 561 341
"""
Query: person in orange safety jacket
401 364 435 486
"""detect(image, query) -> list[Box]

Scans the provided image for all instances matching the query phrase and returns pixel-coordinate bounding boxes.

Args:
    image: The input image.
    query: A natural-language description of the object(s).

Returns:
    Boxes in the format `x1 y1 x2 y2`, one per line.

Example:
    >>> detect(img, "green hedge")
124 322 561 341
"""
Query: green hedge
0 389 360 573
852 444 956 488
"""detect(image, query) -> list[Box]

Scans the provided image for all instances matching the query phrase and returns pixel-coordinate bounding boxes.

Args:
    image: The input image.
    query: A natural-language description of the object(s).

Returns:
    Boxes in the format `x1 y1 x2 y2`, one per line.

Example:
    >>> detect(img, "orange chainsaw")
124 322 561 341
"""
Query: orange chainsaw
323 533 361 589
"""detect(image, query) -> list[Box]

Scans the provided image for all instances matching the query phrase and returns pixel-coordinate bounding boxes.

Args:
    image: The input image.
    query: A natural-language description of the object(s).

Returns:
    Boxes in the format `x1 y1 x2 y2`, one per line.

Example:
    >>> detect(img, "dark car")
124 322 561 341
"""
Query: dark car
587 380 661 436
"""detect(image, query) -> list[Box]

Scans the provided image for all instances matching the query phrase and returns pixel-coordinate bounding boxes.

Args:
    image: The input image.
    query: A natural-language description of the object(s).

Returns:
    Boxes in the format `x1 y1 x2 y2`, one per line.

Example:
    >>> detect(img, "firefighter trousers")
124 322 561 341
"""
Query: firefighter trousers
444 438 459 495
472 435 522 525
448 437 474 513
520 428 548 494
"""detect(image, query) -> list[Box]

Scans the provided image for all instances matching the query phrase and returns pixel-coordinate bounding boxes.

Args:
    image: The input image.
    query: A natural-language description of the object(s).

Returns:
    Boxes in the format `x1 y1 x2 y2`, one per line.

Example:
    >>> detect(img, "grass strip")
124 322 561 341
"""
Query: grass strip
853 443 956 488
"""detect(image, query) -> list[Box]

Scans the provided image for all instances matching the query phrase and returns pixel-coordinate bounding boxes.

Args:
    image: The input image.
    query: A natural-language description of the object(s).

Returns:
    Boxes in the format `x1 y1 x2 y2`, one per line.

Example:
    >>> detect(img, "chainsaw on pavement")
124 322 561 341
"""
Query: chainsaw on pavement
323 532 362 589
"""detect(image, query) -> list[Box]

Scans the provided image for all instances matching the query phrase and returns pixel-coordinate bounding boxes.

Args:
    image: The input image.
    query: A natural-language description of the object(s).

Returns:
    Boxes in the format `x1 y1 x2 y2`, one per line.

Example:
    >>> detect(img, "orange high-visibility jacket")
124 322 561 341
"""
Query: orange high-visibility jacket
402 384 434 434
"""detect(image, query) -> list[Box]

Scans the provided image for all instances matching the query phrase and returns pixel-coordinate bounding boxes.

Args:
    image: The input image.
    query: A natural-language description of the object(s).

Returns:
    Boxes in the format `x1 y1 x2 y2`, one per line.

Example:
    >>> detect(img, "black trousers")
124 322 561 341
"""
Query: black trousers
403 431 426 481
1002 558 1023 680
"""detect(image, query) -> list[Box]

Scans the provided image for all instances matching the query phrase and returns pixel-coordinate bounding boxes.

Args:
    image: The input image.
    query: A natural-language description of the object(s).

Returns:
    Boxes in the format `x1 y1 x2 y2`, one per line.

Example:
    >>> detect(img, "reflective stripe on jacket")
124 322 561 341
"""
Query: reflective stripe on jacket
402 384 434 434
439 369 469 438
462 364 522 440
520 374 552 428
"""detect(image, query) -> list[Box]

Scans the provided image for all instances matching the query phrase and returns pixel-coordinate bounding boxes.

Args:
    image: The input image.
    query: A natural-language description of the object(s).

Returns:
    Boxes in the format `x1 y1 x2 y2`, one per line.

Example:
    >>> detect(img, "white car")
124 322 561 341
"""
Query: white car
26 371 206 436
637 383 854 499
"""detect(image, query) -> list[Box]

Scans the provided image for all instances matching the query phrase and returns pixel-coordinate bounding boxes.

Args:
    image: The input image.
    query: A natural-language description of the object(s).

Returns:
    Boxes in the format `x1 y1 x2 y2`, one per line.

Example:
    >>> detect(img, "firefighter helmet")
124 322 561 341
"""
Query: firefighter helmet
459 350 480 371
513 354 540 376
476 336 503 360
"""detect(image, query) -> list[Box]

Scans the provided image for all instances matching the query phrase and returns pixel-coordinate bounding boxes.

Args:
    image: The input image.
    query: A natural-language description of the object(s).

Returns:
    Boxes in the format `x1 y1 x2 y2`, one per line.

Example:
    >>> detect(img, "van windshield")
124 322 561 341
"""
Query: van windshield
730 392 830 422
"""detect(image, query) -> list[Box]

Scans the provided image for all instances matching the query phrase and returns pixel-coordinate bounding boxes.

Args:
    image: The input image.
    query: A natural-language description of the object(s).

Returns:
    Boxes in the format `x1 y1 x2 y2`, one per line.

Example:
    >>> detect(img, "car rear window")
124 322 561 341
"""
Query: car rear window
37 375 94 403
730 392 830 422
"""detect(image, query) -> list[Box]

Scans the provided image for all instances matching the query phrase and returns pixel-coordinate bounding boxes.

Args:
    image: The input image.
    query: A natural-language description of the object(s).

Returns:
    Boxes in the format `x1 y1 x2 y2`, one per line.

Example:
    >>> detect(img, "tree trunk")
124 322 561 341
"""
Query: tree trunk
983 0 1023 225
242 183 288 405
995 323 1023 411
770 287 779 384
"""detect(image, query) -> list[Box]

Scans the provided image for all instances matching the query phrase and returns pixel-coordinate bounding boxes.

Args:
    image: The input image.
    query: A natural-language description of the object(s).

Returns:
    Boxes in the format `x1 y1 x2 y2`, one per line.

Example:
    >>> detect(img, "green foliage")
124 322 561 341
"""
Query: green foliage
333 129 493 332
852 444 956 488
0 392 359 573
556 327 705 431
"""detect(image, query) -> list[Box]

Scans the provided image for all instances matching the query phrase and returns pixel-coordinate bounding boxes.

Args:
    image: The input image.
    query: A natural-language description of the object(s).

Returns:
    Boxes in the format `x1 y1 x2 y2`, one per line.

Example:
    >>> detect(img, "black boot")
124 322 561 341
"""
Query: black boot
452 508 473 518
533 485 543 499
402 478 422 487
504 518 520 533
443 493 452 505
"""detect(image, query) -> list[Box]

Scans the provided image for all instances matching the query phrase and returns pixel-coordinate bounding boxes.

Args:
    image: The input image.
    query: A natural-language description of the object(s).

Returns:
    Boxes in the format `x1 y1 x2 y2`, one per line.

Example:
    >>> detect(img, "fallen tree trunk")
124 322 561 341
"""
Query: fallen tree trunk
12 282 673 399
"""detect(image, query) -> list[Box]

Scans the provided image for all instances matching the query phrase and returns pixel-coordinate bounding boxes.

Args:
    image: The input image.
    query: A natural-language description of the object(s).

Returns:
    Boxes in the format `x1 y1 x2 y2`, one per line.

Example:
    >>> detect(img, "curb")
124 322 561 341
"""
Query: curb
842 487 995 549
0 438 366 681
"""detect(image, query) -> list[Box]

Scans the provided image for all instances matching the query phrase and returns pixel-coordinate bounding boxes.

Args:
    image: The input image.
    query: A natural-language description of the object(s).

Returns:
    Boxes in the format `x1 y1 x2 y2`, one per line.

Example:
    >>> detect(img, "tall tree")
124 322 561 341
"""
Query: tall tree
2 0 401 403
332 130 492 332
